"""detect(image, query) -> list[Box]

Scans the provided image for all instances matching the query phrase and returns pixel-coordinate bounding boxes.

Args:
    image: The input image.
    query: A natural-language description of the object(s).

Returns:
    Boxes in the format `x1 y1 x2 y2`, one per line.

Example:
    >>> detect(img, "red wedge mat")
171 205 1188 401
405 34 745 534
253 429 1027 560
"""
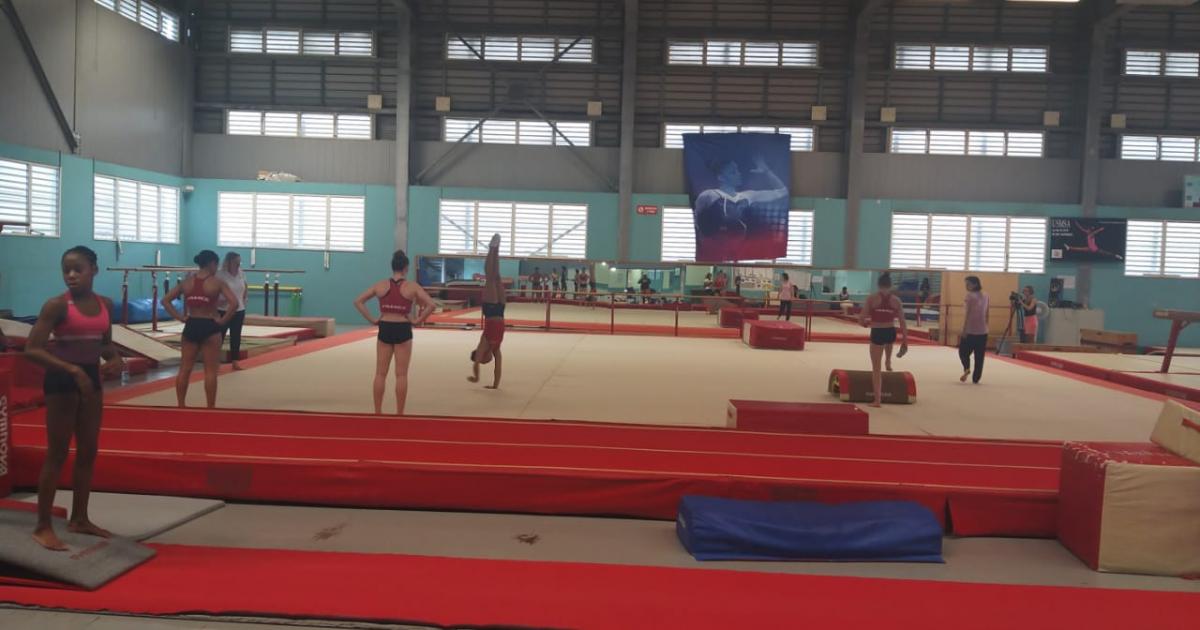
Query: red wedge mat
9 406 1060 536
0 544 1196 630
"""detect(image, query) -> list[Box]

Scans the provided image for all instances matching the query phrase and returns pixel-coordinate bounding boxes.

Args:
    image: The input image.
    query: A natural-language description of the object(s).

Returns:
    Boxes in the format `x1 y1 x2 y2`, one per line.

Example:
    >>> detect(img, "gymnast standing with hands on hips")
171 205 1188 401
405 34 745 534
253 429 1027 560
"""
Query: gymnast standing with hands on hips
354 249 437 415
162 250 239 409
860 272 908 407
24 246 123 550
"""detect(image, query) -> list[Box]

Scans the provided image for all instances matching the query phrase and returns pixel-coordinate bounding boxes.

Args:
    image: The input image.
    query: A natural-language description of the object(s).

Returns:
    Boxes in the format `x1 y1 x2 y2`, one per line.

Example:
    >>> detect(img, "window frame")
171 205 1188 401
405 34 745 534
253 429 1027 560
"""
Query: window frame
888 212 1047 273
659 207 816 265
894 43 1049 74
662 123 816 152
92 174 181 244
1119 135 1200 162
437 199 589 260
95 0 179 42
228 26 377 58
0 157 61 239
442 117 593 147
665 39 819 68
1122 48 1200 78
1124 219 1200 279
888 128 1045 158
217 191 366 253
445 34 594 64
225 110 374 140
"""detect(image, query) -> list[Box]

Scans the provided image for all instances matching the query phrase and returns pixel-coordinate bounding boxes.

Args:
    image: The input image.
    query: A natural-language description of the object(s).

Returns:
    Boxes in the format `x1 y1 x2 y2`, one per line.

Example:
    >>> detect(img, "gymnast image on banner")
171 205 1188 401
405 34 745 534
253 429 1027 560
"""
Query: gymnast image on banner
684 133 792 262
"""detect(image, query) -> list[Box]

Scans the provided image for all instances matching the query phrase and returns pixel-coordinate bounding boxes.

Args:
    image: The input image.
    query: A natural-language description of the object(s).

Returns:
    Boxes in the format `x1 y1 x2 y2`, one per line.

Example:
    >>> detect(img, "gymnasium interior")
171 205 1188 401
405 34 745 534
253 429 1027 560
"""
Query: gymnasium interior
2 0 1200 628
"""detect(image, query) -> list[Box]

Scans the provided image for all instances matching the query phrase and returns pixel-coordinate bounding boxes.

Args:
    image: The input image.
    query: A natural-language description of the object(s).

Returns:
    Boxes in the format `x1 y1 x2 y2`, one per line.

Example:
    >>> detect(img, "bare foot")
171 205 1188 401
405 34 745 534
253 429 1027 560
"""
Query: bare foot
960 371 969 383
232 362 244 371
869 400 882 408
485 385 498 390
886 364 893 372
68 520 112 538
32 526 68 551
467 375 480 383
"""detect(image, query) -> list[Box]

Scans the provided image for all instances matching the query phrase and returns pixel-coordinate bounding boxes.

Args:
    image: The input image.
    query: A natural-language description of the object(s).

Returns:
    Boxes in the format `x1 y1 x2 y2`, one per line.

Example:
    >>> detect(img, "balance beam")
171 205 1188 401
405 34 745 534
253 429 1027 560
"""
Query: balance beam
1154 309 1200 373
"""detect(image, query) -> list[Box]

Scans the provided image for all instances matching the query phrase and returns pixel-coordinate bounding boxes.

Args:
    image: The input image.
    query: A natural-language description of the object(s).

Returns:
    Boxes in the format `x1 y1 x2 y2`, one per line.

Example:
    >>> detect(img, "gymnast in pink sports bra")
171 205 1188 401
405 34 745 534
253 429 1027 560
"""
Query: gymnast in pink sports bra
23 246 124 551
859 272 909 407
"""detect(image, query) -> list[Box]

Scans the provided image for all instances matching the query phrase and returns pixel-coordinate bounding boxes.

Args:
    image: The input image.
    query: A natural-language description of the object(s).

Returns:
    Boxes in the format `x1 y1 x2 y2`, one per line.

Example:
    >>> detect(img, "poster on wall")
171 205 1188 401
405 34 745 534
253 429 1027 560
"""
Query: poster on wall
1049 218 1127 262
683 133 792 262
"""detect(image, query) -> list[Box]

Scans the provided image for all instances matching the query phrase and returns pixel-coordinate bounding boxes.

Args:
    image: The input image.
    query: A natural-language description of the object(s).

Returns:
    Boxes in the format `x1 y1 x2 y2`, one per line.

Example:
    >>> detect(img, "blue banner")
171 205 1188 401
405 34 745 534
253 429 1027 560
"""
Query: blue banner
684 133 792 262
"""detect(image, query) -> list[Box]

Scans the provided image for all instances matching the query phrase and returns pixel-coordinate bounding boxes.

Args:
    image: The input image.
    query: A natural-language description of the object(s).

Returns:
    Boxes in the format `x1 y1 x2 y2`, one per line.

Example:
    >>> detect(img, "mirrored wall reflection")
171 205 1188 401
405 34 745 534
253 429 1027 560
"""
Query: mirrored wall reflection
416 255 905 306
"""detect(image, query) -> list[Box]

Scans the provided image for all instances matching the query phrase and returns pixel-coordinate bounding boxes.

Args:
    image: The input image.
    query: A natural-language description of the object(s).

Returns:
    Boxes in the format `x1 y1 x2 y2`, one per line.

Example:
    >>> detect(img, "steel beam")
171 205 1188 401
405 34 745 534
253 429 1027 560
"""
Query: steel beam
395 0 412 252
1077 1 1133 308
525 100 616 191
843 0 884 270
1080 2 1133 217
618 0 638 262
1 0 78 152
412 105 504 184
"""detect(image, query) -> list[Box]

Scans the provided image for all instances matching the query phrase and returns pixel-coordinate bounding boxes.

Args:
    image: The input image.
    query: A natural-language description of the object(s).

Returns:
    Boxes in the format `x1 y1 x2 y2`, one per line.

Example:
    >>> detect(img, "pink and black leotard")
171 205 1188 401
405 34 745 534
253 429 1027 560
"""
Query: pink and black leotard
44 293 109 395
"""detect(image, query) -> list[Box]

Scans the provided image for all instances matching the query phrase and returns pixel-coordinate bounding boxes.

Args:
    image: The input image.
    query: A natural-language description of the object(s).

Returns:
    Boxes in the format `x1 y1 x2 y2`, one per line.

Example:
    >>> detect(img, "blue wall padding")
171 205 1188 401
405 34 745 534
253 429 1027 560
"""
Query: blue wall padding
676 496 944 562
114 298 182 324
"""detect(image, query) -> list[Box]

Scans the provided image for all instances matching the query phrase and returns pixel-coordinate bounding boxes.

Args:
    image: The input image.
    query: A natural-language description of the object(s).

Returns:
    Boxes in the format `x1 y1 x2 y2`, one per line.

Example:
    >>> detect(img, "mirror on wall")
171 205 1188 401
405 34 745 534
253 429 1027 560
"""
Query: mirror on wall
415 255 951 311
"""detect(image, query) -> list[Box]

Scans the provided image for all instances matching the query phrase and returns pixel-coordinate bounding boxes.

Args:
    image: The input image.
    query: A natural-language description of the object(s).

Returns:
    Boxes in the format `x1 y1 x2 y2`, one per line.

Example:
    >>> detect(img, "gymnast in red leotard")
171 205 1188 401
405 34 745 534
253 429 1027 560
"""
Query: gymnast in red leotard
469 233 505 389
859 272 908 407
354 250 437 415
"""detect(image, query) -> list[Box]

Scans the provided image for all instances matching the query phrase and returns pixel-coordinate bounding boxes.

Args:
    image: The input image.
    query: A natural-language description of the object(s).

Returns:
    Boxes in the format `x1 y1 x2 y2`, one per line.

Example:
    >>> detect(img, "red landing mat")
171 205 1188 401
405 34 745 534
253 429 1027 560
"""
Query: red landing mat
1015 351 1200 402
9 406 1062 537
1 544 1197 630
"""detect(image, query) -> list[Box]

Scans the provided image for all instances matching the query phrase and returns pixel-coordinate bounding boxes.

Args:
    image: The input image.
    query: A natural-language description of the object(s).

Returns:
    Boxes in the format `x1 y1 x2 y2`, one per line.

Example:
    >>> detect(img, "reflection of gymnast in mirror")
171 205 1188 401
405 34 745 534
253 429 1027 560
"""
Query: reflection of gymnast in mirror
693 156 789 255
1063 221 1123 260
469 234 505 389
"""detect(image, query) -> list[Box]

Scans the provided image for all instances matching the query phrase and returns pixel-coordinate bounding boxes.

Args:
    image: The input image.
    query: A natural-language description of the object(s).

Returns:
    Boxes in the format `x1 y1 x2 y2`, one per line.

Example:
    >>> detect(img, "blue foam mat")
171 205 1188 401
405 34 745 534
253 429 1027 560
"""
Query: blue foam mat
677 496 944 563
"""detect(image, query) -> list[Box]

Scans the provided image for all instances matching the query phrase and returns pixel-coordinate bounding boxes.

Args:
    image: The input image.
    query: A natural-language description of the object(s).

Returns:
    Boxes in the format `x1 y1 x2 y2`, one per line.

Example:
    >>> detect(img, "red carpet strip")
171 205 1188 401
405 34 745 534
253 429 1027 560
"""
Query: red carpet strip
10 407 1060 536
0 544 1196 630
1016 351 1200 402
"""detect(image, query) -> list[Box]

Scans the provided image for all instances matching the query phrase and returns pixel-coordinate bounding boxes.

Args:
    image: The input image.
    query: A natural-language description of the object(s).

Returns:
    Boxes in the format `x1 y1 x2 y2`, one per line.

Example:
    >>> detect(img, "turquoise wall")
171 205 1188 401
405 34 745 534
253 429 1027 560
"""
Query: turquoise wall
1 140 1195 345
854 198 1200 346
182 178 396 323
0 143 186 317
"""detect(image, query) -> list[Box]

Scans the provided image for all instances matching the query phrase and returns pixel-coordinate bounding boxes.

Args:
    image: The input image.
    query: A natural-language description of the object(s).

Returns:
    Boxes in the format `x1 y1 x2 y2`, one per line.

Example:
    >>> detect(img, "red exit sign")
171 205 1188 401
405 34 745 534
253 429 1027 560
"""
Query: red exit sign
636 205 659 215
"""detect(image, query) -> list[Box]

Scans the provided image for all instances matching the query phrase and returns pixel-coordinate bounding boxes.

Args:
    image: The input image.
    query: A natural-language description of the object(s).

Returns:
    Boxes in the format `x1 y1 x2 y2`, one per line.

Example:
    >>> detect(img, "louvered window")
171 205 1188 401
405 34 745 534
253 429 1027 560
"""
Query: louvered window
218 192 365 252
0 158 59 237
93 175 179 244
890 213 1046 273
438 200 588 259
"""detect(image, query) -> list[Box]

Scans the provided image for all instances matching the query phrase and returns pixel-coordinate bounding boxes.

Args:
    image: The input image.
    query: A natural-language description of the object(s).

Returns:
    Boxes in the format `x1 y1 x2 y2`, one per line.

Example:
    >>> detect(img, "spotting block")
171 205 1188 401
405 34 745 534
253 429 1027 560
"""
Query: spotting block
719 307 758 329
727 400 868 435
828 369 916 404
742 320 805 350
676 495 943 562
1058 438 1200 576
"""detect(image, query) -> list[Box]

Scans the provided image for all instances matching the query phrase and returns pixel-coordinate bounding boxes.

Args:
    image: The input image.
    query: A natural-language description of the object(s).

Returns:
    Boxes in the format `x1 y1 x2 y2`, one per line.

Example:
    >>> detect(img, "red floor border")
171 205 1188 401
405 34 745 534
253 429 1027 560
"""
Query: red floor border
1012 351 1199 402
1 544 1196 630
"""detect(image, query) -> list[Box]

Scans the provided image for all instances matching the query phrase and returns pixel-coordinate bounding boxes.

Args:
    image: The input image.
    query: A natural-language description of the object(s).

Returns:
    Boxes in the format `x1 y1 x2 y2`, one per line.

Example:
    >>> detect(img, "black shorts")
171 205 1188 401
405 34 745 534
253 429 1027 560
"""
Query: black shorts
482 302 506 318
182 317 222 344
378 321 413 345
43 363 101 396
870 327 897 346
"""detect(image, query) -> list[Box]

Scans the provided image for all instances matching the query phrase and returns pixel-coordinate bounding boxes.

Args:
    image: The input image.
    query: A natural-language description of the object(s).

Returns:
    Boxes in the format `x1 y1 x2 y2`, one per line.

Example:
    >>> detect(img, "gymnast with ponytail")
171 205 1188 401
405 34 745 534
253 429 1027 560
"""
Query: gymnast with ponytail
162 250 239 408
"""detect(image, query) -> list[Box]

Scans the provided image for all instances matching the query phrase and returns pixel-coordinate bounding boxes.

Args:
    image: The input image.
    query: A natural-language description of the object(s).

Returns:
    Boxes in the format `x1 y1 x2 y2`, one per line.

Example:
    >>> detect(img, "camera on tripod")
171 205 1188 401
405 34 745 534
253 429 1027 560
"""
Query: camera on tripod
1009 291 1022 306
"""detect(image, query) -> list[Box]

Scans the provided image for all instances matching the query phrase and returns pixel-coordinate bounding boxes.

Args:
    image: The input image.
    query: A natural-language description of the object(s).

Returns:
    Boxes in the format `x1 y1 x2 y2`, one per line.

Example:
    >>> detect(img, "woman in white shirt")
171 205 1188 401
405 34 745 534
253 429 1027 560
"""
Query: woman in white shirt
777 272 796 321
217 252 249 370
